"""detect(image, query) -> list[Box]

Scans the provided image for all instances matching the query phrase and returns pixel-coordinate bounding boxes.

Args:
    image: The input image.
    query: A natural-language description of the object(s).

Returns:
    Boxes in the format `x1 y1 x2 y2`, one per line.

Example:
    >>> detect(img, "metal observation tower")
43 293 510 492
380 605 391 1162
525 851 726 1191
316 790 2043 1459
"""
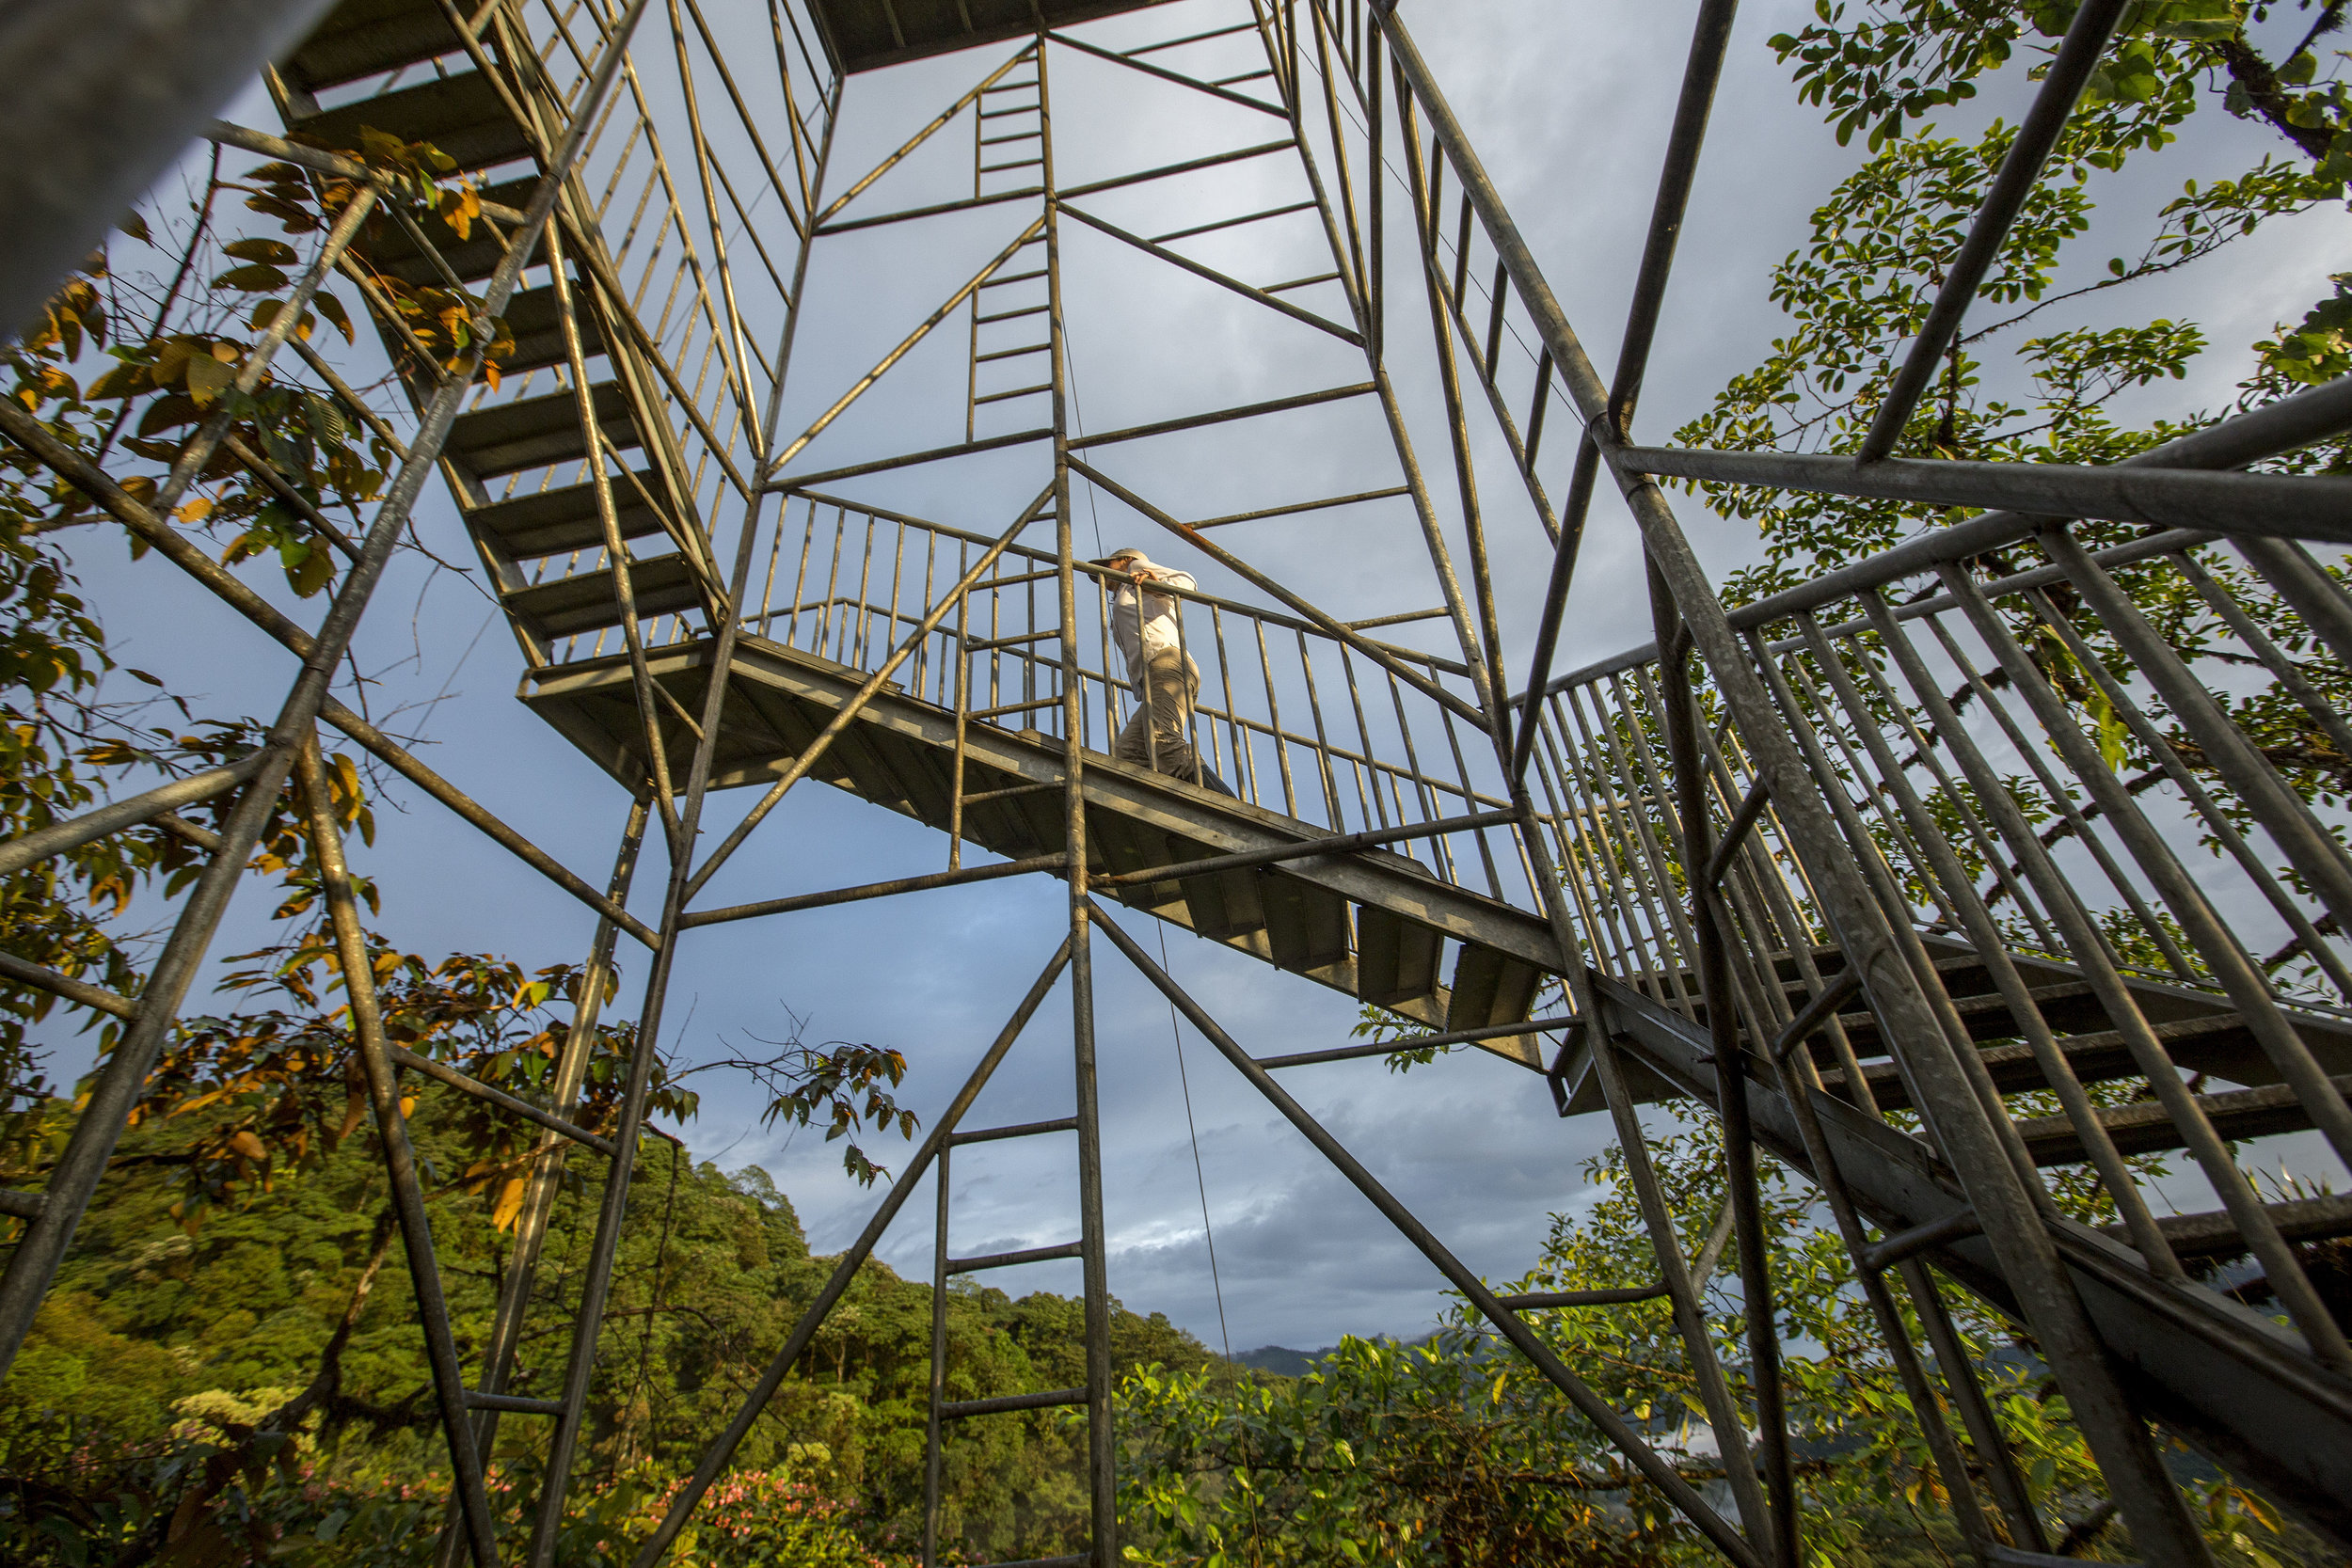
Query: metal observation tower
3 0 2351 1563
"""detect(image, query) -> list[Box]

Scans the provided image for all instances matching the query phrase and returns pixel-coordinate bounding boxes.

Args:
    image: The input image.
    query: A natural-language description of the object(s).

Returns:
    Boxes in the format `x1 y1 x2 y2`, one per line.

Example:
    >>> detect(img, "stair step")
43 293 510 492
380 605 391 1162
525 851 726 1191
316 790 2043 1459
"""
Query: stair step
448 383 640 478
1178 864 1268 942
2016 1073 2352 1165
467 469 666 561
504 552 701 641
1259 872 1351 977
1821 1012 2264 1114
283 0 463 92
1445 943 1541 1059
1357 904 1441 1007
293 71 533 175
2109 1191 2352 1259
499 282 605 374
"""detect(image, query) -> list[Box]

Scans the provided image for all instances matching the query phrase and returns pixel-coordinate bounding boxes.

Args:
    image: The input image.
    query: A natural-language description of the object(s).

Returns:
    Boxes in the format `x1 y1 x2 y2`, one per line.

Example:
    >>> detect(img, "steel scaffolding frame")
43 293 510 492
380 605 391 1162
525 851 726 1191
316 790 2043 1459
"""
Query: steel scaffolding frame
0 0 2349 1564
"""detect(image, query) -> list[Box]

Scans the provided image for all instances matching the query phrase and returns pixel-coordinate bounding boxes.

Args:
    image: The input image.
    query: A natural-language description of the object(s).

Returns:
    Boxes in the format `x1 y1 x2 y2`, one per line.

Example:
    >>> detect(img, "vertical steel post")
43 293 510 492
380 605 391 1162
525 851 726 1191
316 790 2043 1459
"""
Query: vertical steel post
1645 573 1796 1567
296 735 501 1568
924 1144 951 1566
527 38 836 1566
1041 34 1119 1564
431 797 651 1568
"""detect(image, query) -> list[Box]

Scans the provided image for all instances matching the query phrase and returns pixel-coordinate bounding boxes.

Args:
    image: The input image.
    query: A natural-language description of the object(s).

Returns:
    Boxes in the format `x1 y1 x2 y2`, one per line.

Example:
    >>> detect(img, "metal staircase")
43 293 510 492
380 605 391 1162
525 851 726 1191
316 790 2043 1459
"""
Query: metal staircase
271 0 724 669
5 0 2352 1565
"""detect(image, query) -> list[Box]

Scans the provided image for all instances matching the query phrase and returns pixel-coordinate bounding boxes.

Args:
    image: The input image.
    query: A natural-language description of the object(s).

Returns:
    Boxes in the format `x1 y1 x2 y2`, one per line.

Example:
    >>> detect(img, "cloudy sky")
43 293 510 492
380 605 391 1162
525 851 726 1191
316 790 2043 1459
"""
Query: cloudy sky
61 0 2352 1356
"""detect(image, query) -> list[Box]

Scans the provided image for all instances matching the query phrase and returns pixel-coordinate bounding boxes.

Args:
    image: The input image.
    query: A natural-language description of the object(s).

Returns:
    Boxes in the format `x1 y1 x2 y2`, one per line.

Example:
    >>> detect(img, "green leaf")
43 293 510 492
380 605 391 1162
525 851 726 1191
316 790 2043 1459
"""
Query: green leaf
212 263 290 293
223 237 300 264
184 356 234 405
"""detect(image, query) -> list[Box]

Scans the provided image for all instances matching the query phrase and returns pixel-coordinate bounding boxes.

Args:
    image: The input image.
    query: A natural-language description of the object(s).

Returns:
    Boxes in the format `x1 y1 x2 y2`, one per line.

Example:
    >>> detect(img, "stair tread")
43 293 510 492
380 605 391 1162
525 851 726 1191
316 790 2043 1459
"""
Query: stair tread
291 71 534 175
468 469 666 560
283 0 465 91
505 553 702 640
1820 1011 2257 1113
2106 1191 2352 1257
2016 1072 2352 1164
448 383 641 478
499 283 606 374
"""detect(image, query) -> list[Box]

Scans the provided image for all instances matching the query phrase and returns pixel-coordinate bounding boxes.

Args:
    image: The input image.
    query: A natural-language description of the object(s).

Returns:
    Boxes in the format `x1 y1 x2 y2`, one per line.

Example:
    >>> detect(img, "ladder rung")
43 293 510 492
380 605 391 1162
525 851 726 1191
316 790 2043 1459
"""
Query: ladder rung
946 1239 1084 1275
0 1188 44 1219
976 341 1051 364
950 1114 1078 1146
465 1389 565 1416
982 79 1040 92
981 157 1045 174
981 130 1042 146
979 268 1048 288
976 382 1052 405
967 696 1061 721
978 304 1049 325
980 104 1041 119
941 1386 1087 1419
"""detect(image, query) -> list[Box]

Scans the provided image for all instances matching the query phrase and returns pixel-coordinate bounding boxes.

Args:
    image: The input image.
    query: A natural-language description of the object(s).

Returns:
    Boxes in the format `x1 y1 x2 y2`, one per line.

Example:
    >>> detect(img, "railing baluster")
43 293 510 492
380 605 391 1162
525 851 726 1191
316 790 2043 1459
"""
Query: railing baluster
1255 616 1298 818
1295 629 1346 830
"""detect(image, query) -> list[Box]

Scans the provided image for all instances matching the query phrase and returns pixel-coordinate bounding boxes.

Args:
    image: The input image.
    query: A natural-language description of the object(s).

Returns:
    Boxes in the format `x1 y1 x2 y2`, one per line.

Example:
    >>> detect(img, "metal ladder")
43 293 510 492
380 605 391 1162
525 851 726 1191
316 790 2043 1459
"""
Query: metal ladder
965 47 1053 443
921 1085 1106 1567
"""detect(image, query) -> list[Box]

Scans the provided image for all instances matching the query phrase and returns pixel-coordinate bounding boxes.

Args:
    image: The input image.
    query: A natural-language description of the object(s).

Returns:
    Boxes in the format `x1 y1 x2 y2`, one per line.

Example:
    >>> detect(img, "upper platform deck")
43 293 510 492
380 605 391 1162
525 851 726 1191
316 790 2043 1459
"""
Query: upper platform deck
808 0 1177 72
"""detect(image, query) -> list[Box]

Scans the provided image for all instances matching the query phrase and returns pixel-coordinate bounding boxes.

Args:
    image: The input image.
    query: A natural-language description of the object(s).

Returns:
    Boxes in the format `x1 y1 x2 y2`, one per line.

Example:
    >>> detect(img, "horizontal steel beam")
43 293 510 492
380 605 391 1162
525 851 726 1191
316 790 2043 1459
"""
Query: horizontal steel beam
1255 1014 1575 1071
682 853 1070 927
942 1386 1088 1419
1497 1284 1668 1308
1621 443 2352 546
0 752 268 880
1066 382 1377 450
0 949 138 1020
1541 372 2352 694
769 427 1053 491
949 1116 1079 1147
465 1390 566 1416
945 1240 1086 1275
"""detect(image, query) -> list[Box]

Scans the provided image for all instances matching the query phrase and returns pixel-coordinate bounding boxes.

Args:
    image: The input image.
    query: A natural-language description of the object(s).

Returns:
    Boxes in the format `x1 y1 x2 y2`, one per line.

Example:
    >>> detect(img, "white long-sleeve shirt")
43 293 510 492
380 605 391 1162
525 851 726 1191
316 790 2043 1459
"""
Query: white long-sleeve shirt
1108 562 1196 670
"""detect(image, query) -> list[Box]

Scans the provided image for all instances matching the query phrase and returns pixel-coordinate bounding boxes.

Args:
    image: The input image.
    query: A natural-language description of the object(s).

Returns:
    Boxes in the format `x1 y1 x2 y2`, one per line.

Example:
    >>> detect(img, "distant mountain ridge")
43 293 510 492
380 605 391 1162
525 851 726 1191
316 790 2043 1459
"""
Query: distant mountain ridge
1230 1345 1336 1377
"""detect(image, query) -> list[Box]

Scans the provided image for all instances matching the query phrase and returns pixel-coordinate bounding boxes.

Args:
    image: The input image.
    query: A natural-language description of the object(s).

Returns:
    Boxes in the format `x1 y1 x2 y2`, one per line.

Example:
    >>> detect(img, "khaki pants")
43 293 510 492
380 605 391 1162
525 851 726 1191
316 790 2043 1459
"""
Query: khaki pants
1116 649 1202 783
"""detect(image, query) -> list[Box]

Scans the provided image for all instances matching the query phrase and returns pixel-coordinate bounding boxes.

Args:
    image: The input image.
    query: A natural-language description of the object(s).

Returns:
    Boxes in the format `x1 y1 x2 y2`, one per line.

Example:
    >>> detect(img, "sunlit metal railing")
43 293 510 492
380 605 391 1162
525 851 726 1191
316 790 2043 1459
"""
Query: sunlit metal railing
1537 514 2352 1361
701 490 1553 909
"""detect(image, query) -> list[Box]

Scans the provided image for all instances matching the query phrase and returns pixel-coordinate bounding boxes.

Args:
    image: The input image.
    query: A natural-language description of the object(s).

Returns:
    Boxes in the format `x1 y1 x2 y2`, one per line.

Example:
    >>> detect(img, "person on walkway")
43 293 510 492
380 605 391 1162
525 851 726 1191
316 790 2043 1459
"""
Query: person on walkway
1096 545 1234 796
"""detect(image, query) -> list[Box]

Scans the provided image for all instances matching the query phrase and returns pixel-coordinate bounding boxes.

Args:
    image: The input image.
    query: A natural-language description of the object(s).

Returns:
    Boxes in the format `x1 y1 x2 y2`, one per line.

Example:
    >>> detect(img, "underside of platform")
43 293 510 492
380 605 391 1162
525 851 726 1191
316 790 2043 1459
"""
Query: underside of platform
807 0 1179 72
